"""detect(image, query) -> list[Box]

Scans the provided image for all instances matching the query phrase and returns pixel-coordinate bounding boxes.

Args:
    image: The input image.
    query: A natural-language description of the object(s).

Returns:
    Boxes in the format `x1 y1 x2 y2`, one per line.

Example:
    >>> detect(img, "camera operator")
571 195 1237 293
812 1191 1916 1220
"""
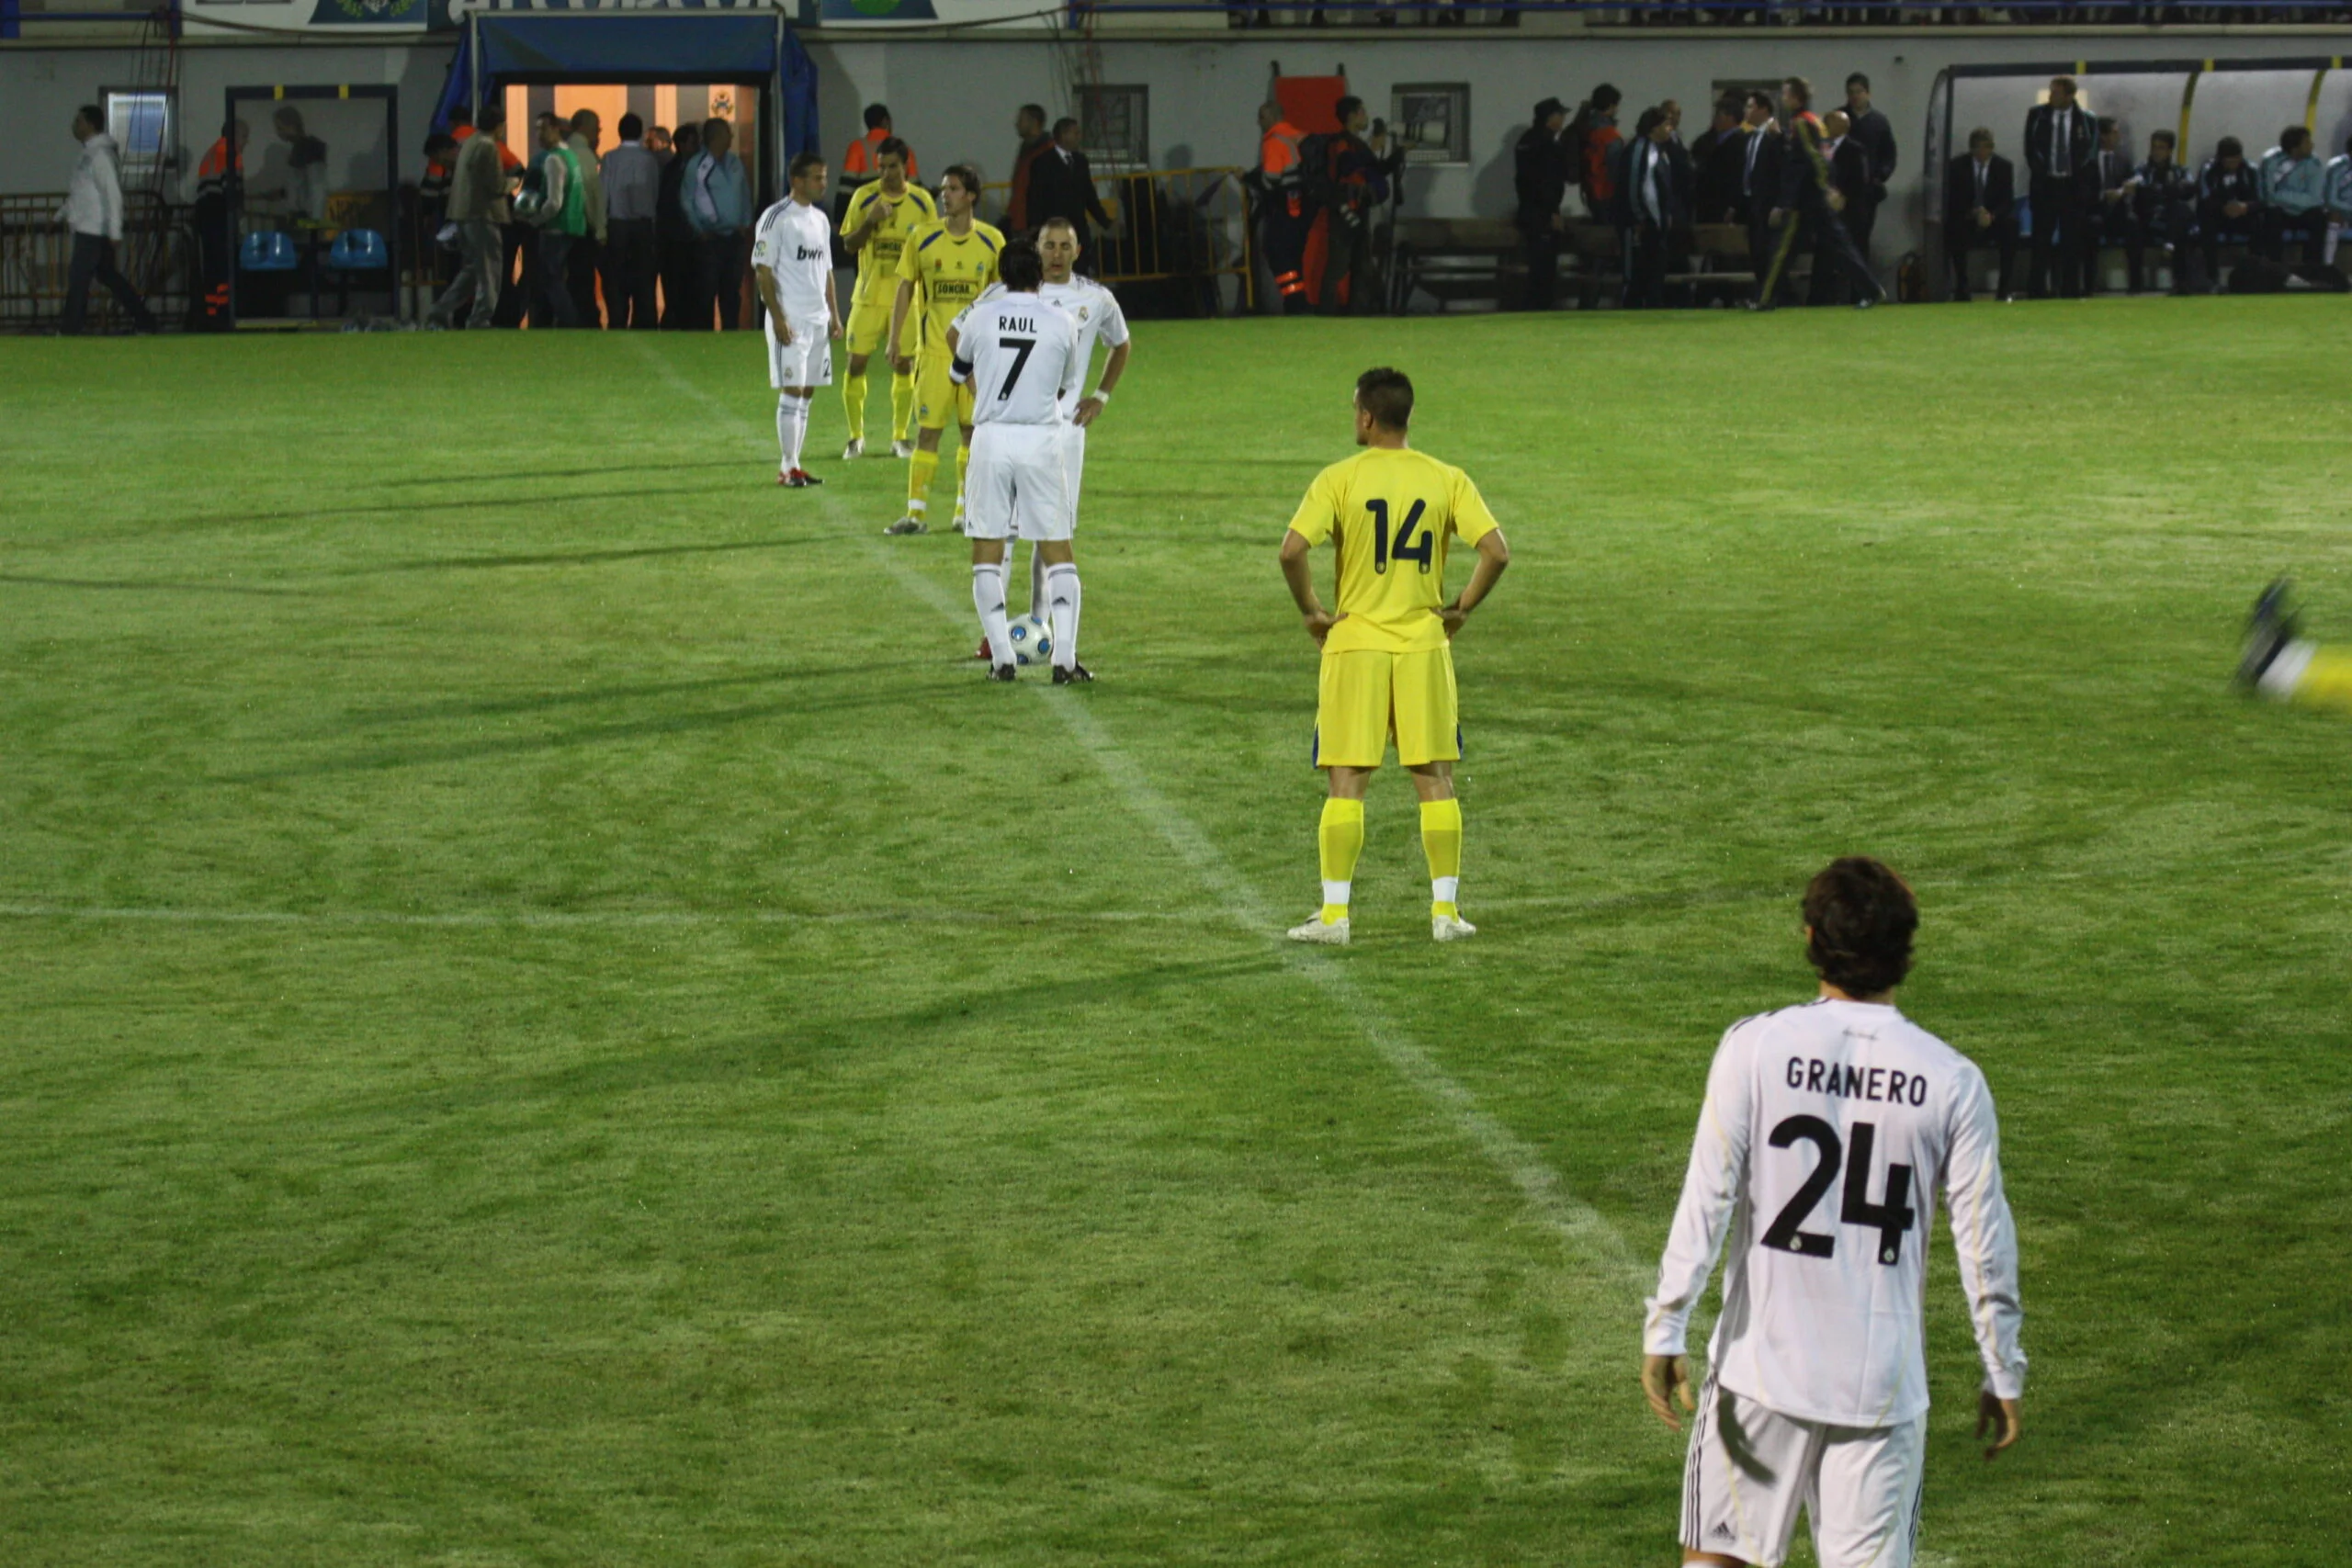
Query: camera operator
1314 96 1405 316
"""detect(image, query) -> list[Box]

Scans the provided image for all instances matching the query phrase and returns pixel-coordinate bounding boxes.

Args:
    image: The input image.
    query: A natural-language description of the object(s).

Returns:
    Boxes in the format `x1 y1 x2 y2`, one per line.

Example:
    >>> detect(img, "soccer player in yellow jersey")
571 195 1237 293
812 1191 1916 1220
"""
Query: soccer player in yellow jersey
882 164 1001 536
1279 367 1511 945
835 138 935 461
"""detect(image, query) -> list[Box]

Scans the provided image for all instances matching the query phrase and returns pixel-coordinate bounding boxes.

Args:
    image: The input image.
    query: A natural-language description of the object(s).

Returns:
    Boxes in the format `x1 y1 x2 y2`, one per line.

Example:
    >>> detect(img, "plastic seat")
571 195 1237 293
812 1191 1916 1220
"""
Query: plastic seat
328 230 390 270
240 231 299 271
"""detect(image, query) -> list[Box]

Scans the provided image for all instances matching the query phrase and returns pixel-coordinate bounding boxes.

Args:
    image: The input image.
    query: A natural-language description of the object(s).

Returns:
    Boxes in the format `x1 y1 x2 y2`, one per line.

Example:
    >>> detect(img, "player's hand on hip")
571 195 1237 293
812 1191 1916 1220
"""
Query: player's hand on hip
1073 395 1105 428
1439 603 1468 639
1977 1391 2020 1460
1302 608 1340 644
1642 1354 1695 1433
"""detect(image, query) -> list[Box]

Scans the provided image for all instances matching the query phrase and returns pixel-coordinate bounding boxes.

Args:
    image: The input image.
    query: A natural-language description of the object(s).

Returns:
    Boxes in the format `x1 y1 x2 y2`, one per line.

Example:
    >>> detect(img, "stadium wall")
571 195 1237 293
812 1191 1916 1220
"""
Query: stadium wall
6 28 2350 286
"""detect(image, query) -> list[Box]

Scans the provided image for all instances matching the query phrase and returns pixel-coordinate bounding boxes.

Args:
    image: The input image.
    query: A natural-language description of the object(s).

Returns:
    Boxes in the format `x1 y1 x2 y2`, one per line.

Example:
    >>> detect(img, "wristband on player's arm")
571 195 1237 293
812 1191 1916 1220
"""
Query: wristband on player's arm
949 356 973 385
1088 389 1111 405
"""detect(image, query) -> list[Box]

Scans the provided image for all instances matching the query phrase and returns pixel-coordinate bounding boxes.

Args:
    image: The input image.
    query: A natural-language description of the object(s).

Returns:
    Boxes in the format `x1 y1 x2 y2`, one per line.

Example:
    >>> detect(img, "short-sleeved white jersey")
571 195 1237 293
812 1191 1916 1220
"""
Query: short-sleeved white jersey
751 197 833 323
1645 998 2026 1427
950 291 1080 430
961 276 1129 400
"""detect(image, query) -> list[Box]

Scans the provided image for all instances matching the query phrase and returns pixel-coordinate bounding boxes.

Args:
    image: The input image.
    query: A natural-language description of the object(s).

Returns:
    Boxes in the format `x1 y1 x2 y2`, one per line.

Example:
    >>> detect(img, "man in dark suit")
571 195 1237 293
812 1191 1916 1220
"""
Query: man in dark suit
1513 96 1572 310
1841 73 1897 265
1689 94 1745 224
1756 77 1883 312
1944 127 2017 301
1028 117 1114 271
1736 90 1785 303
1616 107 1688 310
2024 76 2098 298
1810 111 1874 306
2083 117 2142 292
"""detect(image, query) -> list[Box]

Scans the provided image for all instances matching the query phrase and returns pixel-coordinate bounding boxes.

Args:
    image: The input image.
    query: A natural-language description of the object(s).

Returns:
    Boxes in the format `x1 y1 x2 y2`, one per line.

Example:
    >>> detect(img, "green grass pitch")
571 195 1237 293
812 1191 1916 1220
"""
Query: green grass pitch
3 299 2347 1566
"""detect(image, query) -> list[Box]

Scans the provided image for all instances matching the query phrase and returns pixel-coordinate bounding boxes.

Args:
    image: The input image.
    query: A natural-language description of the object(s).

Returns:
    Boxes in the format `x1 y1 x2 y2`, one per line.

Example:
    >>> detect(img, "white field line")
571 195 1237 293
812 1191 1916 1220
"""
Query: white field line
630 337 1643 1281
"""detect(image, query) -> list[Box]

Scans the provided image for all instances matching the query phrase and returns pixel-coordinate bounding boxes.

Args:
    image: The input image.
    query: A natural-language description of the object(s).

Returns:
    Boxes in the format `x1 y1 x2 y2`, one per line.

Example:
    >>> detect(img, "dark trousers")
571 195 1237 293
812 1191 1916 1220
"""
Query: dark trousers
1517 219 1561 310
496 224 534 326
1808 212 1872 305
566 234 603 327
2028 177 2083 297
601 219 659 329
695 233 745 330
61 233 153 333
1262 202 1311 313
1773 198 1878 305
1748 210 1790 306
537 231 581 328
1623 220 1668 309
1848 202 1879 269
427 220 503 328
192 194 233 330
1946 220 2018 299
2255 207 2328 265
2203 220 2256 288
658 235 697 327
1317 211 1374 315
2084 200 2143 290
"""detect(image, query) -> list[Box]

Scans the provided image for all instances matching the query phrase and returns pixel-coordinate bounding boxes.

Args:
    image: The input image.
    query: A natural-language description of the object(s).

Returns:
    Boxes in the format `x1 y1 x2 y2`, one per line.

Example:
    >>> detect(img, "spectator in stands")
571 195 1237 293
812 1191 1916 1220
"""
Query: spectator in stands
565 109 608 326
1616 107 1686 310
1513 96 1572 310
2085 117 2141 291
272 105 331 227
657 122 699 327
1841 73 1897 265
2324 134 2352 265
1943 127 2017 302
1030 117 1114 270
524 111 583 328
1812 109 1873 305
647 125 673 157
1690 94 1745 224
56 103 156 335
1574 85 1623 220
601 112 660 329
1007 103 1053 233
2199 137 2260 290
2024 76 2096 298
426 103 510 330
1255 102 1310 315
684 117 752 329
1316 96 1402 314
842 103 917 183
2256 127 2327 264
1737 91 1784 301
2132 129 2199 292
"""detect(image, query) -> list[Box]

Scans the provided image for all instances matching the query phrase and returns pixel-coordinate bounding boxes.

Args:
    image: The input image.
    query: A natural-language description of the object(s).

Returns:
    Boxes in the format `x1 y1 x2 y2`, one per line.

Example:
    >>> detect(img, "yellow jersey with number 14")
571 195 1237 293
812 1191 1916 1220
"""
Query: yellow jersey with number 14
1285 446 1500 656
895 219 1003 352
842 180 938 308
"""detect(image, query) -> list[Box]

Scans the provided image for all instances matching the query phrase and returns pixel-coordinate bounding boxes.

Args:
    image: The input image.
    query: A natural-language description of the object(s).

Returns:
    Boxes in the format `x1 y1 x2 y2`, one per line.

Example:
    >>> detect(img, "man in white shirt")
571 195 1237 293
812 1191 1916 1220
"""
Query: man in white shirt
57 105 156 335
1644 856 2027 1568
946 237 1082 682
752 152 842 489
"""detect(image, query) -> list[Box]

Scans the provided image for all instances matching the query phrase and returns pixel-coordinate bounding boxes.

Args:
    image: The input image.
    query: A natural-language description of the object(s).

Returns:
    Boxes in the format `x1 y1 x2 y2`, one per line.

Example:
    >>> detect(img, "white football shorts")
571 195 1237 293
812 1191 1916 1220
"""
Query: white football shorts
1679 1373 1926 1568
767 317 832 390
964 423 1071 543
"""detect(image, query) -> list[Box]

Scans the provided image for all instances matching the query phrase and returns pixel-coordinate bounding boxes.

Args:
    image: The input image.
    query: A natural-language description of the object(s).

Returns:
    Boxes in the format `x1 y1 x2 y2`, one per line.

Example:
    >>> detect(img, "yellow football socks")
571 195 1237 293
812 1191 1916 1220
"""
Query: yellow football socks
2298 647 2352 711
841 369 868 446
907 446 939 516
1421 797 1464 917
1317 797 1364 924
891 371 916 442
954 443 971 516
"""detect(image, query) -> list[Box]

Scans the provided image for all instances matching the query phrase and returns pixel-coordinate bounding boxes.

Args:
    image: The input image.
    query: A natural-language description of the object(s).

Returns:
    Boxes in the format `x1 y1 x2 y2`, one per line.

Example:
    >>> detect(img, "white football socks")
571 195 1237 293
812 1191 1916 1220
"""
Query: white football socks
1045 562 1081 671
972 563 1012 669
1029 543 1048 617
776 394 808 474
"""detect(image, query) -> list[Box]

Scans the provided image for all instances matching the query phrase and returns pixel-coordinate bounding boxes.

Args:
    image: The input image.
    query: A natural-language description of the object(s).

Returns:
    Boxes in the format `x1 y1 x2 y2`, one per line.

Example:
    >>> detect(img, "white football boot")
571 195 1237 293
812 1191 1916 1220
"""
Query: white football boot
1286 913 1351 945
1431 911 1477 942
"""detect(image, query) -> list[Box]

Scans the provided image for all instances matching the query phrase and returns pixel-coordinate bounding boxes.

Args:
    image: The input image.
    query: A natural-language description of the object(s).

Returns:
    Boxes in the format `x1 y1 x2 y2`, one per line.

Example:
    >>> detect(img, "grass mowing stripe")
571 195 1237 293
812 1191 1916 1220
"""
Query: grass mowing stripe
630 334 1642 1282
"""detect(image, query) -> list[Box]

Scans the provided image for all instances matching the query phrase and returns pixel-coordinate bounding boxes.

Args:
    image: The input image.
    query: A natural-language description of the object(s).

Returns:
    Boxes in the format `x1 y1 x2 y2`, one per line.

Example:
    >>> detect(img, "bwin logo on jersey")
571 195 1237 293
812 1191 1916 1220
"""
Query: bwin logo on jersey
797 244 826 261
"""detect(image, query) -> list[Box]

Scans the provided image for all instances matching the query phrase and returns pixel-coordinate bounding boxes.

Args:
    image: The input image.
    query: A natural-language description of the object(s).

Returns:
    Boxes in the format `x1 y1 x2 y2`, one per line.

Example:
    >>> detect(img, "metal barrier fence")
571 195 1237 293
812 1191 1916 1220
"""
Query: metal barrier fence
1 192 187 330
973 165 1255 316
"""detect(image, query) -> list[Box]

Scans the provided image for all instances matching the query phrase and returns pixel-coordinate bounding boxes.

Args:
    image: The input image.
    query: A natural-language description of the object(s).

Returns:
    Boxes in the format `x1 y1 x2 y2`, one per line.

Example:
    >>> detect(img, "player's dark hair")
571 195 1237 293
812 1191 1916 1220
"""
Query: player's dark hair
876 135 909 163
1020 103 1047 127
1715 93 1744 119
1000 236 1045 290
448 104 475 128
2281 125 2312 152
1591 84 1622 112
477 104 505 133
1847 72 1871 92
1354 367 1413 432
1053 117 1079 138
701 117 732 144
568 107 598 134
1335 95 1364 122
1038 215 1079 238
2151 129 2175 148
1803 858 1917 999
1968 127 1993 150
1745 89 1774 114
864 102 891 130
2217 135 2243 159
942 163 981 197
2097 116 2118 134
789 150 826 180
1783 76 1813 109
424 132 458 158
1634 106 1666 138
2051 75 2077 95
74 102 105 131
618 112 644 141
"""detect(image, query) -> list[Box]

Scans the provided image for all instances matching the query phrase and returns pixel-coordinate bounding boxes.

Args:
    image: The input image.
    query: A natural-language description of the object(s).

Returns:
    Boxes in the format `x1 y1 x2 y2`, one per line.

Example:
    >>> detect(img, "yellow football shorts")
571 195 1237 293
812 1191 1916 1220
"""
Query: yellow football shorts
915 345 977 433
844 297 896 358
1313 646 1461 769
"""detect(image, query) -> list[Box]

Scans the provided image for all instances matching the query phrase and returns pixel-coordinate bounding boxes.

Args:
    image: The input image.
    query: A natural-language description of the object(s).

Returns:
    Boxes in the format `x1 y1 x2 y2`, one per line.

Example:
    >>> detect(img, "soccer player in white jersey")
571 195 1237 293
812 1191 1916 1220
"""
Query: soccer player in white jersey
751 152 842 490
958 215 1131 669
1644 857 2026 1568
946 236 1084 683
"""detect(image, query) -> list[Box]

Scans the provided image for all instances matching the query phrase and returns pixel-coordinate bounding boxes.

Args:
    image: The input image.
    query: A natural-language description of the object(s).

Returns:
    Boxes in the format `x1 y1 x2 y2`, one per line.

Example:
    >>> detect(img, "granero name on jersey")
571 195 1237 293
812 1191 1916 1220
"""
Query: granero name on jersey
1785 1057 1931 1106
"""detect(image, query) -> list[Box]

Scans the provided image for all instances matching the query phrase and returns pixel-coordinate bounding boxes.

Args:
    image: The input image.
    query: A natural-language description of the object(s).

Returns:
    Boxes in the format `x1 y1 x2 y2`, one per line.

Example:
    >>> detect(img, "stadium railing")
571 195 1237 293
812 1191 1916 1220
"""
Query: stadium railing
0 191 187 331
978 165 1256 316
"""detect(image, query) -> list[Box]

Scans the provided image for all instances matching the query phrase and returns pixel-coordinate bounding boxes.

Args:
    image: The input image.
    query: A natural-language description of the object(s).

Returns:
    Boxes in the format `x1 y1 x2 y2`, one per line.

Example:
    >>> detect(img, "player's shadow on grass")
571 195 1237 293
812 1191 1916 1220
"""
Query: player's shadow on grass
373 459 750 489
221 673 954 782
0 572 326 599
336 532 842 578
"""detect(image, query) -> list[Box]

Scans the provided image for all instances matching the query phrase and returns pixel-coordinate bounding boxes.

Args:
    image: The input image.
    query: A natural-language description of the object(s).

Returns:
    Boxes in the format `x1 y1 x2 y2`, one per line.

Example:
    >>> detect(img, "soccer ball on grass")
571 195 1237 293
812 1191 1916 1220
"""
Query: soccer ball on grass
1004 614 1053 667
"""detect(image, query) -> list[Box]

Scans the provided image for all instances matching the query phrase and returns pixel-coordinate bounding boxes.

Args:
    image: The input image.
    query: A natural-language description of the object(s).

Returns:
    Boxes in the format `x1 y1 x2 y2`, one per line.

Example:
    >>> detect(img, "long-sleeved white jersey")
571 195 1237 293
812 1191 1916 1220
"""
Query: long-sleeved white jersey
950 291 1080 429
1645 998 2026 1427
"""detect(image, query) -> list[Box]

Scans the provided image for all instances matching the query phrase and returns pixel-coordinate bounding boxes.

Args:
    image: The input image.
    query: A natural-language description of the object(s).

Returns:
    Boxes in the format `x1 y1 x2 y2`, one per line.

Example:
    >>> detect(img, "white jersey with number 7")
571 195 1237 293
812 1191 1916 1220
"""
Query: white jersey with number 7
951 293 1080 429
1645 997 2027 1427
